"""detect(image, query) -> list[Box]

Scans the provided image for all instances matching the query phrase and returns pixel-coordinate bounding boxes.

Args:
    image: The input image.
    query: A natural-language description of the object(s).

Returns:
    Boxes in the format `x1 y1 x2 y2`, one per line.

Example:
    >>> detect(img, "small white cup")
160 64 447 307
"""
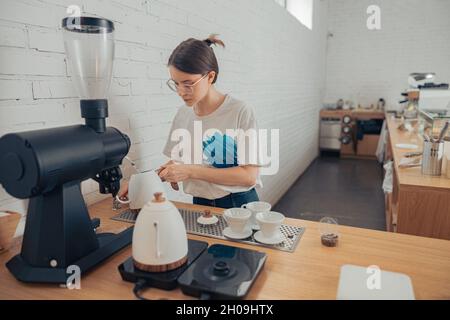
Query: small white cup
116 170 164 210
223 208 252 235
241 201 272 230
256 211 285 239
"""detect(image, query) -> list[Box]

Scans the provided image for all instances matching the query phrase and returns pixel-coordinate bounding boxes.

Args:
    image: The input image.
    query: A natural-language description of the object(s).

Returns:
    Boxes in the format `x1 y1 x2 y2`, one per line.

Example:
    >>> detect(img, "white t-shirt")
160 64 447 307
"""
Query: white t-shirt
162 94 264 200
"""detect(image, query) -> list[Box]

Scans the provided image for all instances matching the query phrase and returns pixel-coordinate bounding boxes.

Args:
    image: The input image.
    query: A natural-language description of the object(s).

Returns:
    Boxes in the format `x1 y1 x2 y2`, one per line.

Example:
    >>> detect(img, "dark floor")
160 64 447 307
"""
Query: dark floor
273 156 386 231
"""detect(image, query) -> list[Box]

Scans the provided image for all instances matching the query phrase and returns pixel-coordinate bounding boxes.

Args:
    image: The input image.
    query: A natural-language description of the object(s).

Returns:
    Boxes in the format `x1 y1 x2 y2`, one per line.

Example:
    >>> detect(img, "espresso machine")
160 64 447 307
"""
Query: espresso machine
0 17 132 283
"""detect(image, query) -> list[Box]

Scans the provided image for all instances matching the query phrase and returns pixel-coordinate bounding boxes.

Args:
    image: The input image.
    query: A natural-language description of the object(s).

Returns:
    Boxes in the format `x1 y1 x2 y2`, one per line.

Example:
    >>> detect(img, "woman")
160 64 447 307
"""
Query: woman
121 35 262 209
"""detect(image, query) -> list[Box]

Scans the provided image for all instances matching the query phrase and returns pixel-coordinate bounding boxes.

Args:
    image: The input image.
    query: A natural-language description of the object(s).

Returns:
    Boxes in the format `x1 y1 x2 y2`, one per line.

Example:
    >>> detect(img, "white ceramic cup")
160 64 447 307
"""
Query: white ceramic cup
256 211 285 239
116 170 165 210
223 208 252 235
241 201 272 230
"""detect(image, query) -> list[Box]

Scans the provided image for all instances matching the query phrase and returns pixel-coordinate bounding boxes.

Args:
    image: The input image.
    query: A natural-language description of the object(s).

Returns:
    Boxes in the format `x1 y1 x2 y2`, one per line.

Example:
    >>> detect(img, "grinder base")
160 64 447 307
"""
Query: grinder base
7 227 133 284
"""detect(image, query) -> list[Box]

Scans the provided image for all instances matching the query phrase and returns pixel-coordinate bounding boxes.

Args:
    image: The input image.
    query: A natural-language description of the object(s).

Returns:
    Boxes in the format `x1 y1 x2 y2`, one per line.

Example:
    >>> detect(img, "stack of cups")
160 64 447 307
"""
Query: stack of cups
241 201 271 230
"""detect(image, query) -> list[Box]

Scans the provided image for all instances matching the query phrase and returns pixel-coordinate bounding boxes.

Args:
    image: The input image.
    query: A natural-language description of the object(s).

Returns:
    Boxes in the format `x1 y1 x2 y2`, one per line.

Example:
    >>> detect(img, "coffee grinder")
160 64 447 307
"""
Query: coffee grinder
0 17 132 283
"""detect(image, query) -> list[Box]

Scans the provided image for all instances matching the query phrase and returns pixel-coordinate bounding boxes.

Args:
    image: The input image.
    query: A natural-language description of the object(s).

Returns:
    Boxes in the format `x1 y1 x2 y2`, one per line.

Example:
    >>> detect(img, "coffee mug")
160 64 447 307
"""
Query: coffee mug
223 208 252 235
241 201 272 230
116 170 165 210
256 211 285 239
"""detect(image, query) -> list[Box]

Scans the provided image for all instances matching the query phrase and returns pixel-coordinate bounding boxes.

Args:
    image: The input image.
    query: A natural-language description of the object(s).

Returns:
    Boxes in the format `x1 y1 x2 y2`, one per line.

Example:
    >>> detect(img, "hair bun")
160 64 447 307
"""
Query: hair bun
203 34 225 48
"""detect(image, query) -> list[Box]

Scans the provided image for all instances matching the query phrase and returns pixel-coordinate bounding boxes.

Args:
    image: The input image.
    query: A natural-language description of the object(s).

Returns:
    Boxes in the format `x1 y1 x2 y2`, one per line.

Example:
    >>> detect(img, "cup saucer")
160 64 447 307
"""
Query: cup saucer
254 231 284 245
223 227 252 240
197 215 219 225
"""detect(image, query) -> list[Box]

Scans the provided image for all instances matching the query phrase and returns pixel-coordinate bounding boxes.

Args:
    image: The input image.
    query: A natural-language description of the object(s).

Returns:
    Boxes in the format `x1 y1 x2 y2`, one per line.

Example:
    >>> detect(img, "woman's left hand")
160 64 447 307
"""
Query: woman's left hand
158 162 193 183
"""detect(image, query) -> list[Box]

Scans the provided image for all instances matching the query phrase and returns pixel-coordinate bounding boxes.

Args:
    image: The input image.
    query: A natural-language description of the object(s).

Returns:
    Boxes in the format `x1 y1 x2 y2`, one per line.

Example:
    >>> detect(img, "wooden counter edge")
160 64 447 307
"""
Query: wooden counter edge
1 199 450 300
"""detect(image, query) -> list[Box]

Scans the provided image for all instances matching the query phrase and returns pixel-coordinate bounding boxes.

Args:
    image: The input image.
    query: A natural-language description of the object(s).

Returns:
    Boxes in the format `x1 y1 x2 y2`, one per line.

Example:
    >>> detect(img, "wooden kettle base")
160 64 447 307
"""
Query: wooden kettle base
133 255 188 273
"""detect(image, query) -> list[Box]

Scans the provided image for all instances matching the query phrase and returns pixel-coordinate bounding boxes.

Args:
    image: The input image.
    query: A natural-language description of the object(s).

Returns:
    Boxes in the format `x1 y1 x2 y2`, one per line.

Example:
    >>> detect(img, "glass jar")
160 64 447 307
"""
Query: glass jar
403 99 419 119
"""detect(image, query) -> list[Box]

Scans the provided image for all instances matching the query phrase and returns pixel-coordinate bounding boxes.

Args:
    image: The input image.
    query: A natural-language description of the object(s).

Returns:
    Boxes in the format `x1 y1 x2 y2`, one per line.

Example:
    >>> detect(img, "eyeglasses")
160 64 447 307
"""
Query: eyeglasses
166 73 209 94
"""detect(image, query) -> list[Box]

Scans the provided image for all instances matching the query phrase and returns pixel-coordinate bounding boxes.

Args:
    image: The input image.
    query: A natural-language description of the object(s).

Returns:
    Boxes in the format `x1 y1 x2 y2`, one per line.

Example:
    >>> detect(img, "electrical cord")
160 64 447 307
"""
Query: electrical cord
133 281 211 300
132 279 170 301
199 292 211 300
133 279 149 300
133 280 216 300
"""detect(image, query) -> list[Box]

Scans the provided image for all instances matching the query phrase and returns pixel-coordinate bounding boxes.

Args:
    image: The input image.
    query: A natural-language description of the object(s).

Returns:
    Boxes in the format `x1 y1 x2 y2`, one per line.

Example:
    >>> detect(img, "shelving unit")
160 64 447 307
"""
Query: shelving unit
319 109 385 158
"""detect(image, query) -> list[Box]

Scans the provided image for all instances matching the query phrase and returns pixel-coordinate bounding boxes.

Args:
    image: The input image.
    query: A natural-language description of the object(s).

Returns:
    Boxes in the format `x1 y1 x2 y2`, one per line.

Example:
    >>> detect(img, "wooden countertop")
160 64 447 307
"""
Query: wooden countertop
320 109 385 120
386 115 450 190
1 199 450 300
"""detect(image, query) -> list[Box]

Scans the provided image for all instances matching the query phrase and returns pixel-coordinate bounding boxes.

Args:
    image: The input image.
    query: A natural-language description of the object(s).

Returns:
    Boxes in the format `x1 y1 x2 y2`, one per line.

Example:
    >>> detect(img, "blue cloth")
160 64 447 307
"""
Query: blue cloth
193 188 259 209
202 132 238 168
356 120 383 140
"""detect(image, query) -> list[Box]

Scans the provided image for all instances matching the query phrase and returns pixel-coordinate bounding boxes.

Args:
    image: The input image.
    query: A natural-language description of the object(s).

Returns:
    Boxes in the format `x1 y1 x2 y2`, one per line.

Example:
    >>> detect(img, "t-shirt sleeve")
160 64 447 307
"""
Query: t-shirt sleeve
235 105 265 166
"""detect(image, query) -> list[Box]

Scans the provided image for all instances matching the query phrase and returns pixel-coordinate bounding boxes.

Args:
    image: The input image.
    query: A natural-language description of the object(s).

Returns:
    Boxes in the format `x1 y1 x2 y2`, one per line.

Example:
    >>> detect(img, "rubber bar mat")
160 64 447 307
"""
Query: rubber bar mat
111 208 305 253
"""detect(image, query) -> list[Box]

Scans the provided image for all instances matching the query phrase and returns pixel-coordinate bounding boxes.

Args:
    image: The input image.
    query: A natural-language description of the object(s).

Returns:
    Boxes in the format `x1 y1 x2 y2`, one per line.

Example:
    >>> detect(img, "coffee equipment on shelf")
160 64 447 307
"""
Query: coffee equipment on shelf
418 90 450 113
408 73 436 89
340 114 355 151
319 117 342 151
402 89 420 119
400 73 450 119
377 98 386 111
0 17 132 283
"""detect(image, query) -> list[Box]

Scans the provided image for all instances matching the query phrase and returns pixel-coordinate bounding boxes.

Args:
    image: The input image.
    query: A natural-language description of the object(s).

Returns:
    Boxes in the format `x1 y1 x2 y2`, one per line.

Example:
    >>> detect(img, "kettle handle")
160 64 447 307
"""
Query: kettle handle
154 221 161 259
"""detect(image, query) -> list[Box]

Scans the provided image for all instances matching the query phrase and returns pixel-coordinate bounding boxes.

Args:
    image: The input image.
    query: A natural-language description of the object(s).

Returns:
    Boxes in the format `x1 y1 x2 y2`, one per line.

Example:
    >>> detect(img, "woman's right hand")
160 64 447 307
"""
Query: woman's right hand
157 161 180 191
117 180 129 200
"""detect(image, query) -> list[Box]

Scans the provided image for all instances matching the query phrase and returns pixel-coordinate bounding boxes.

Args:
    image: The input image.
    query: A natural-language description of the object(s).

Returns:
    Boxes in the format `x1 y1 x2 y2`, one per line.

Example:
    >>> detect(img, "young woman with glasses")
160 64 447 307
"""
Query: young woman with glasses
120 35 263 209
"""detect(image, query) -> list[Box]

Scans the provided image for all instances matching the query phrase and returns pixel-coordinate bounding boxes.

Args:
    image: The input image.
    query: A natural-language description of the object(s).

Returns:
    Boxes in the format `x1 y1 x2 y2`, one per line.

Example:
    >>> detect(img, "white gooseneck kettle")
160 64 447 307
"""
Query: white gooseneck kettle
132 192 188 272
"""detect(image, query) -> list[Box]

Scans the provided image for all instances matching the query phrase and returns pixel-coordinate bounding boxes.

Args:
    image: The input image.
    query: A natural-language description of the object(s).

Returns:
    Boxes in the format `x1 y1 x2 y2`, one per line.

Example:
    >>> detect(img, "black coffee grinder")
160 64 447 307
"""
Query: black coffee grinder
0 17 132 283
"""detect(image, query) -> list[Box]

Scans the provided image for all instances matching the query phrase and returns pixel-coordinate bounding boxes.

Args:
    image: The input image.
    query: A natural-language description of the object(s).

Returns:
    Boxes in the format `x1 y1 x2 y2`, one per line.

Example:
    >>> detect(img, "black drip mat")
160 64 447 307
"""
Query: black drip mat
112 208 305 253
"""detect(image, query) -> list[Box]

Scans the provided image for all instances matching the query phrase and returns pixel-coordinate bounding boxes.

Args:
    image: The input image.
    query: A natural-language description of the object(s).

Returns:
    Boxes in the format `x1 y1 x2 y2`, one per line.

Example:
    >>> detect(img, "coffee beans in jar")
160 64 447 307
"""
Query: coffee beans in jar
319 217 339 247
321 233 339 247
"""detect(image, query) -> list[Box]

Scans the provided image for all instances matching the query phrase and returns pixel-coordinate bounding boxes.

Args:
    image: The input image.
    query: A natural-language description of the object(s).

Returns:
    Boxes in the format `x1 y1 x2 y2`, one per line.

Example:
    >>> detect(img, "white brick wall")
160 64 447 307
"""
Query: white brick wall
325 0 450 109
0 0 329 220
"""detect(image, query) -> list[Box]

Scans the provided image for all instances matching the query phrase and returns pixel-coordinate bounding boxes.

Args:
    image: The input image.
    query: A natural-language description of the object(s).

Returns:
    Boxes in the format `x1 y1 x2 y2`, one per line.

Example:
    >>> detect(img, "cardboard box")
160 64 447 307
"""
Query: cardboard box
0 212 21 252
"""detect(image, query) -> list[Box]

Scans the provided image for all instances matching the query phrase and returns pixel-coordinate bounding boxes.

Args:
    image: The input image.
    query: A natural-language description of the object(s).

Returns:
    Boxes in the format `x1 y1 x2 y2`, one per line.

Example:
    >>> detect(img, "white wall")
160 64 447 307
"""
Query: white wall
0 0 329 216
325 0 450 110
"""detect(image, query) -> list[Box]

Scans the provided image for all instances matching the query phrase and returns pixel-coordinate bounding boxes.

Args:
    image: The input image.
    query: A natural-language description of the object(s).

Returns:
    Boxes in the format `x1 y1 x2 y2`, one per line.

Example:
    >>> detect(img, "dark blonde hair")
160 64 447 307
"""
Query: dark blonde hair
167 34 225 84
